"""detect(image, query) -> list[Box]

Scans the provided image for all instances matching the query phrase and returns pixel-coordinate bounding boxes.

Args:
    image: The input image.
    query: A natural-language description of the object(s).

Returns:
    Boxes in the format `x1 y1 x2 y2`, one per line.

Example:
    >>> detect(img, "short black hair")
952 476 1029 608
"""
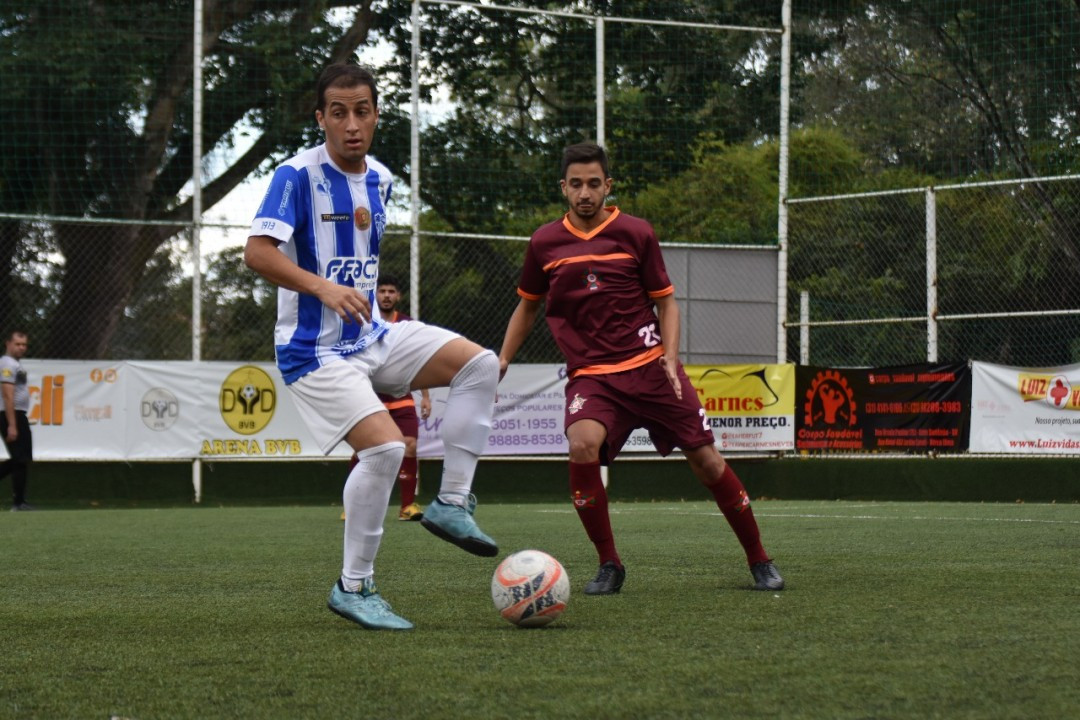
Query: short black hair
561 142 609 180
377 274 401 291
316 63 378 112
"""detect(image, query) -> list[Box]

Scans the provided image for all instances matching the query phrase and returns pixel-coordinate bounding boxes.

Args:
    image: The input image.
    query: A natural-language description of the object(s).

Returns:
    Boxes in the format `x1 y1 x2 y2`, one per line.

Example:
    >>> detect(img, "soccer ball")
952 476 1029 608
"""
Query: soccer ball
491 549 570 628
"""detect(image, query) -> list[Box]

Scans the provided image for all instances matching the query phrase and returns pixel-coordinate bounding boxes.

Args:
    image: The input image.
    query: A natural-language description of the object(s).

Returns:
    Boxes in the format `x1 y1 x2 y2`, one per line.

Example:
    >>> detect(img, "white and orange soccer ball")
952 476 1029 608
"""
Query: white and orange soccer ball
491 549 570 628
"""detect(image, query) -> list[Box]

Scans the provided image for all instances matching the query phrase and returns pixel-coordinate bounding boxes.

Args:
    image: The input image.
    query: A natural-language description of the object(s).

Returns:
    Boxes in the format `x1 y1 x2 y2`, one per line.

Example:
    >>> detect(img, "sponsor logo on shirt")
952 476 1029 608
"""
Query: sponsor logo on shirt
326 255 379 292
321 213 350 222
277 180 293 216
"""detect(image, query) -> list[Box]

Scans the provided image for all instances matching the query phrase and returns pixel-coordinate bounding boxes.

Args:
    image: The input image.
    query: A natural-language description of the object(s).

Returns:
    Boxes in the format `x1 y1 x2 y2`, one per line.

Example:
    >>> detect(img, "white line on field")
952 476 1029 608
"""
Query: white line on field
534 508 1080 525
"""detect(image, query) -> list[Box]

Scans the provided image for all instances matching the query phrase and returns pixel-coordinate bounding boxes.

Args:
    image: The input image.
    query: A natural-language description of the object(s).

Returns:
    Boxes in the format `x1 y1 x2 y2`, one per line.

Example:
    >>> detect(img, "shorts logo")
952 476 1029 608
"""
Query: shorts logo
582 267 602 291
354 206 371 231
568 393 587 415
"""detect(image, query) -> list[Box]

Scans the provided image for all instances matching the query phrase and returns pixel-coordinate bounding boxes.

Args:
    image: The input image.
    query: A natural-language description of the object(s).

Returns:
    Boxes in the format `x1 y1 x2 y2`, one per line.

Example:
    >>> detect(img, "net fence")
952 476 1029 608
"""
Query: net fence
2 2 1079 370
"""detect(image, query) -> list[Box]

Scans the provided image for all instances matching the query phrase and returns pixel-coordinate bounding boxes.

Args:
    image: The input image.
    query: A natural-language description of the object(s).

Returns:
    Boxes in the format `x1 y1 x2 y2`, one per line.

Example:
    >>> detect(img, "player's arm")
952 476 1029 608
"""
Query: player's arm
2 381 16 442
244 235 371 325
654 293 683 400
498 296 543 380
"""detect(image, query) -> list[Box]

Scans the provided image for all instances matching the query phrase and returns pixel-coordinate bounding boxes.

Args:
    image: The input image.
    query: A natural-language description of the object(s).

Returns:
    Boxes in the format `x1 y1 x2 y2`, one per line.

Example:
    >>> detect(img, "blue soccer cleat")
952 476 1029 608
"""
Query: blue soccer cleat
327 578 414 631
420 494 498 557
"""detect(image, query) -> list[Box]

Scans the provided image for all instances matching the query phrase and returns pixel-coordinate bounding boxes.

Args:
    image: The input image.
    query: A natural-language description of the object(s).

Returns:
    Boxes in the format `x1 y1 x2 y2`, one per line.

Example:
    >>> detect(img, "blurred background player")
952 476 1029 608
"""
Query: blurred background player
1 330 34 511
498 142 784 596
343 274 429 522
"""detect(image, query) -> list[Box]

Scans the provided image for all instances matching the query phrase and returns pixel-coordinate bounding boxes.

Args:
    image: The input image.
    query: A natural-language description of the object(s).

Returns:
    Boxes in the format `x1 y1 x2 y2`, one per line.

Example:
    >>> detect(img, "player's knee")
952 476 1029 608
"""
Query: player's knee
452 349 498 391
568 437 602 463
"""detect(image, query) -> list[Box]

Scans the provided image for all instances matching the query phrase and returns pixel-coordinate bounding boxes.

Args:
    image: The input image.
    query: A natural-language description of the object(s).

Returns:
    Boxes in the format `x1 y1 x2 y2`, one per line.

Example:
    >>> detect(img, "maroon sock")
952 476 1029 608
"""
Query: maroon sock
398 456 418 507
707 464 770 566
569 461 621 567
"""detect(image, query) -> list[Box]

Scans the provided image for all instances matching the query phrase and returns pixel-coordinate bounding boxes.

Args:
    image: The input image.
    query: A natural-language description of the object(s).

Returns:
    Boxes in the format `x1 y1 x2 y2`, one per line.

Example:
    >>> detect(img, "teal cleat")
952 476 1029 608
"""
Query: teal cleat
327 578 414 631
420 494 498 557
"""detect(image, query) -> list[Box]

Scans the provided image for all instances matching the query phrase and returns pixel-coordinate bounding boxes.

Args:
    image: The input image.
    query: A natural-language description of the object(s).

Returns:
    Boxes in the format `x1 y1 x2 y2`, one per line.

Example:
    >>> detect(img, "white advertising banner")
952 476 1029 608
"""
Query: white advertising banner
417 363 567 458
22 360 342 460
970 361 1080 453
16 360 794 460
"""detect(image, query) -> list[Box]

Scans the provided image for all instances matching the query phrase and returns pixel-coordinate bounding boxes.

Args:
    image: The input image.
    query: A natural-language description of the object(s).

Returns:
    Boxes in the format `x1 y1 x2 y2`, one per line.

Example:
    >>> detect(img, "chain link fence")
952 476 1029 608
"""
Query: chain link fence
787 176 1080 367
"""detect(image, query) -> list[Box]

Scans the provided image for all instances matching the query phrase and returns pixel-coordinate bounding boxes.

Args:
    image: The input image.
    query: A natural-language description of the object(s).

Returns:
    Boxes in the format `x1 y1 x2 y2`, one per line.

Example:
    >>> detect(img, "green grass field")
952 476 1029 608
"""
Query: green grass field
2 500 1078 719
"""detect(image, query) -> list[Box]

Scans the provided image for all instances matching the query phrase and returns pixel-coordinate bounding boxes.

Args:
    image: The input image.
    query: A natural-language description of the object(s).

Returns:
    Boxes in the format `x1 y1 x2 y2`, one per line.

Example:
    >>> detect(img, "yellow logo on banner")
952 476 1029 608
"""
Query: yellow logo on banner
219 365 276 435
1017 373 1080 410
686 365 792 415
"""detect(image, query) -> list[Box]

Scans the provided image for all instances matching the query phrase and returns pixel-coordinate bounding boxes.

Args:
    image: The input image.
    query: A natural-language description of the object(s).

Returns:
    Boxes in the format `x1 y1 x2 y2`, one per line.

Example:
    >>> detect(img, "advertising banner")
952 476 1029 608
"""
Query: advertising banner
623 364 796 453
417 363 567 458
796 363 970 452
970 361 1080 453
23 360 340 460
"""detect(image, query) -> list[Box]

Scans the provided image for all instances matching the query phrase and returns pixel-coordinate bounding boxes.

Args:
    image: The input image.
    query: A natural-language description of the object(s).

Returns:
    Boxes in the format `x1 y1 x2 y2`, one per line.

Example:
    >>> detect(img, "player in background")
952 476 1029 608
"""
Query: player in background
497 142 784 596
245 63 499 631
1 330 34 511
343 275 429 522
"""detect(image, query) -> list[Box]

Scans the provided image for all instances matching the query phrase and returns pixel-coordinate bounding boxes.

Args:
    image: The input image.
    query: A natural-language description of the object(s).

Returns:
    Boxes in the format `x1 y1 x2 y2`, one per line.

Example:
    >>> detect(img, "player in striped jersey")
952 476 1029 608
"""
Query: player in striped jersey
498 142 784 596
246 64 499 631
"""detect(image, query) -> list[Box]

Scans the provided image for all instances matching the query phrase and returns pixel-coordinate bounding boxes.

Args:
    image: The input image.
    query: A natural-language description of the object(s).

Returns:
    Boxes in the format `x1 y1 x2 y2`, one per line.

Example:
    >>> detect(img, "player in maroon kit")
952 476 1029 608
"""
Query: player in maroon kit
344 275 429 521
498 142 784 595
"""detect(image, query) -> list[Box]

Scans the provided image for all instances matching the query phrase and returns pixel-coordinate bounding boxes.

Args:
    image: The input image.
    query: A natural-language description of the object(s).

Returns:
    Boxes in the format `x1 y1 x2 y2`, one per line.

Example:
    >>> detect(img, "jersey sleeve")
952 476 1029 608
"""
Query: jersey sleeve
638 223 674 298
249 164 303 244
516 239 549 301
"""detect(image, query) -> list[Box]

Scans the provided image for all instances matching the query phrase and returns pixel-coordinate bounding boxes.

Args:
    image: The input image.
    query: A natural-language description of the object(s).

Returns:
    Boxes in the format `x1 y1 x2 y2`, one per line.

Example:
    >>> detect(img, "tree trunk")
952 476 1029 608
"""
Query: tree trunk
46 222 165 359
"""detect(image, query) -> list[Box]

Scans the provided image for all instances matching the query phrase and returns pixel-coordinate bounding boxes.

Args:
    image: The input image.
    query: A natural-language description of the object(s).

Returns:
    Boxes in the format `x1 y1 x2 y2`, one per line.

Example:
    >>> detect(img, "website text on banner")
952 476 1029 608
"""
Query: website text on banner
970 361 1080 454
796 363 971 453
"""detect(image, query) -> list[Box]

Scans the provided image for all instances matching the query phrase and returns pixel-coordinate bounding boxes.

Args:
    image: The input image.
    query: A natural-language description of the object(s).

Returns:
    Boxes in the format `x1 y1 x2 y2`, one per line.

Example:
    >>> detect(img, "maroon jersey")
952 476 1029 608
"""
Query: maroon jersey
517 207 674 377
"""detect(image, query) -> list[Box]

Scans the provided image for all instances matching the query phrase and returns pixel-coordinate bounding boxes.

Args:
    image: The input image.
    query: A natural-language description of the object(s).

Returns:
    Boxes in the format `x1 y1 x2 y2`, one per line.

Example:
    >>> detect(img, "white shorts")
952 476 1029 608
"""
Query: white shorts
288 321 462 453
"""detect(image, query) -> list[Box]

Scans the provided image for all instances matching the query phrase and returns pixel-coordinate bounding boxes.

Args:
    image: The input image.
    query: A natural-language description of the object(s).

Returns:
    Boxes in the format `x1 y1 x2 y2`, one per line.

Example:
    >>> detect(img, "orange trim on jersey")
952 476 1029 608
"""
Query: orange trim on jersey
388 310 400 323
517 287 545 301
648 285 675 299
570 345 664 379
382 397 415 411
542 252 634 272
561 206 621 240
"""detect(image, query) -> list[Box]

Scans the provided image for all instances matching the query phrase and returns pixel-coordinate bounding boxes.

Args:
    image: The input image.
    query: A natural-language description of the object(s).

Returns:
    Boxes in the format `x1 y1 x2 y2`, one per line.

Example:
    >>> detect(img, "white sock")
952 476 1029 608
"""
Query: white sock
340 441 405 591
437 350 498 505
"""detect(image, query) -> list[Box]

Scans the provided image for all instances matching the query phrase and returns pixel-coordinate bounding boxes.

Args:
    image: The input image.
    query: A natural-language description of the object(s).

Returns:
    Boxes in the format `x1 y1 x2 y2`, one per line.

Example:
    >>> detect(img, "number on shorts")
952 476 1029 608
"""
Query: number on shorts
699 408 710 431
638 323 659 348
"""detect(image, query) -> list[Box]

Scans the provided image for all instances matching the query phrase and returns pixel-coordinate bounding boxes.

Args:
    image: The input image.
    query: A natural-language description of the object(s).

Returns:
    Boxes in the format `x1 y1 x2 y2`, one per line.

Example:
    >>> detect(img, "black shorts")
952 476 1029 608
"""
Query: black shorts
1 410 33 462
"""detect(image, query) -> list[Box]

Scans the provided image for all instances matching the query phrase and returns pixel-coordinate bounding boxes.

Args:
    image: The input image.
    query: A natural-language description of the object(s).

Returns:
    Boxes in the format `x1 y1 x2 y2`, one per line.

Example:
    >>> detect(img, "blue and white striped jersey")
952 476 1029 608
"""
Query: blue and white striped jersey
250 144 393 384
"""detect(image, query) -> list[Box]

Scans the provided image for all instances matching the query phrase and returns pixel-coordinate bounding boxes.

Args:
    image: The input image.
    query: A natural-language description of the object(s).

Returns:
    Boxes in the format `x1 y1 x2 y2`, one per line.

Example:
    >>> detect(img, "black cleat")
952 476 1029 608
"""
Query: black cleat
751 561 784 591
584 561 626 595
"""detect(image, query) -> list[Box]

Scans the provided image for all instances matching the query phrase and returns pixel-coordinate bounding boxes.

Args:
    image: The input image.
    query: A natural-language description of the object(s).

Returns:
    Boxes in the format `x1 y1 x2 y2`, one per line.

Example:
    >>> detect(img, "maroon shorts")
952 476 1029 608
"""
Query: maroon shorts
388 404 419 438
564 360 714 463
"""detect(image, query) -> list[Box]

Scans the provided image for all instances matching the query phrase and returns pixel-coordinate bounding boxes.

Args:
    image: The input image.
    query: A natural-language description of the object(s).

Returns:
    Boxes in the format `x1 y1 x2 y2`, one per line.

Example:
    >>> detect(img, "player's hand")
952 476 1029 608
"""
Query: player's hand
5 426 16 443
659 356 682 400
497 356 510 382
318 281 371 325
420 396 431 419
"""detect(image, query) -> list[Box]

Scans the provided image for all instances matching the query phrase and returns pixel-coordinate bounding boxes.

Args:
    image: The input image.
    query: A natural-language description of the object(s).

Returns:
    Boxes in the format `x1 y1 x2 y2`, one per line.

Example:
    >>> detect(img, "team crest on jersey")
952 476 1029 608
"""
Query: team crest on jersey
582 267 602 291
568 393 587 415
354 206 372 231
